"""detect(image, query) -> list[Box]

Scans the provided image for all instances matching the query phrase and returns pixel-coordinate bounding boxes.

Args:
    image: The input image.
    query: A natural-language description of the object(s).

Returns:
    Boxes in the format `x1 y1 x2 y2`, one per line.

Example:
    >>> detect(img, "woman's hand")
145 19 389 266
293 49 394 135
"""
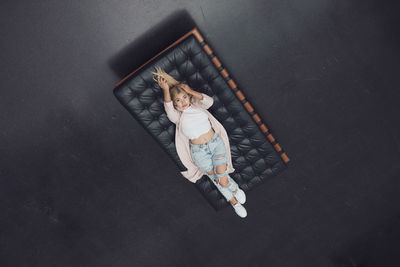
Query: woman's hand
157 76 169 91
178 83 193 95
180 83 204 100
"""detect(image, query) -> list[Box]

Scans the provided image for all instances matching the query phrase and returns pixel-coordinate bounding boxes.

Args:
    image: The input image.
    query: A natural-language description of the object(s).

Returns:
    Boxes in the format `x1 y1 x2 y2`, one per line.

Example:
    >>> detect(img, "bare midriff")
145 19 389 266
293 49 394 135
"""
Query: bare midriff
190 127 215 145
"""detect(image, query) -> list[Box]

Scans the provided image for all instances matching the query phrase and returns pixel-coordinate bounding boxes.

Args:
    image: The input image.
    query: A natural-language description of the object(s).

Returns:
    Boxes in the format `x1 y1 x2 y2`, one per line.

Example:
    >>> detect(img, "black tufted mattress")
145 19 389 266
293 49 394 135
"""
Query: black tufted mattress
113 28 290 211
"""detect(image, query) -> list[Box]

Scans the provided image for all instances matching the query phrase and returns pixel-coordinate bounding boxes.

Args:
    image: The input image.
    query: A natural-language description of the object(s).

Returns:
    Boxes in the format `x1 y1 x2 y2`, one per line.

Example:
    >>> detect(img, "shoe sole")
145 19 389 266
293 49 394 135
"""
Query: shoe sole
235 190 246 204
231 204 247 218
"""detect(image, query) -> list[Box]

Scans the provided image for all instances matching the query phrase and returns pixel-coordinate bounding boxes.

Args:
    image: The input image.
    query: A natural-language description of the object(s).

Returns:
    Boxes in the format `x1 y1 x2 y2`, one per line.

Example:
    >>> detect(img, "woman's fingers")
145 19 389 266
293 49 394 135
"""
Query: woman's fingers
157 76 169 90
181 84 191 93
157 76 166 87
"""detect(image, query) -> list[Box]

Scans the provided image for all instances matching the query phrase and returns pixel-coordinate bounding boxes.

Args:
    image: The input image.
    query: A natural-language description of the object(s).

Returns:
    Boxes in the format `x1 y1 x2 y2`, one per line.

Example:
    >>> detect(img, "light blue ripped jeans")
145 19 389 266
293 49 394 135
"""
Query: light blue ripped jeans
190 131 239 202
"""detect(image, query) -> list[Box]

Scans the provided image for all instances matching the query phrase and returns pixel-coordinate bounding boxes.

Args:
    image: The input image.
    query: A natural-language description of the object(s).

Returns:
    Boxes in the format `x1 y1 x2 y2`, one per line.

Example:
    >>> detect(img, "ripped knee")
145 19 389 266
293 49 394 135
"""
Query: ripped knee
216 163 227 175
217 176 229 187
216 154 225 159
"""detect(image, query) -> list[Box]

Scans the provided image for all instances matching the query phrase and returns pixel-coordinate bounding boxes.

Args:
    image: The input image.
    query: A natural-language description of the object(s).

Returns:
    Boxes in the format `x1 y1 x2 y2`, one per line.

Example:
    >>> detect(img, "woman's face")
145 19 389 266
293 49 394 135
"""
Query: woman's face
173 92 191 111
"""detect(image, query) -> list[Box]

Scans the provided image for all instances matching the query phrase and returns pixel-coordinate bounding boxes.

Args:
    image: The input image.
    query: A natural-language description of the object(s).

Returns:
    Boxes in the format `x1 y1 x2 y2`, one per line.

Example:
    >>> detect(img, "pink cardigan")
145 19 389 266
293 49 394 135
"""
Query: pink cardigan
163 93 235 183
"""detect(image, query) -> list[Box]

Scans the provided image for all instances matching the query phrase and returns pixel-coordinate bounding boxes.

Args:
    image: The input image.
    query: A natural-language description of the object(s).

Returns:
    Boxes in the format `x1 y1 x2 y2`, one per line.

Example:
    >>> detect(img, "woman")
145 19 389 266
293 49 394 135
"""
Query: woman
153 67 247 218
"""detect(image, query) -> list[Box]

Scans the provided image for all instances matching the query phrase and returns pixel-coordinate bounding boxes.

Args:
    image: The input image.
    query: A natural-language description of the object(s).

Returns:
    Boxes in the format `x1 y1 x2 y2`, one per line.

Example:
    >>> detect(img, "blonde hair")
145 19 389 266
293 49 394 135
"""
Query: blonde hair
152 66 187 102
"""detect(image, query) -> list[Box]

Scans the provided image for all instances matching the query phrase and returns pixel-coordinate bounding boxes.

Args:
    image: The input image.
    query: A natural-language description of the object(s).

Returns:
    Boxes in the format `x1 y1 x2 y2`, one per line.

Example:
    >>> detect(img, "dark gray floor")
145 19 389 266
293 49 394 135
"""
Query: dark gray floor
1 0 399 266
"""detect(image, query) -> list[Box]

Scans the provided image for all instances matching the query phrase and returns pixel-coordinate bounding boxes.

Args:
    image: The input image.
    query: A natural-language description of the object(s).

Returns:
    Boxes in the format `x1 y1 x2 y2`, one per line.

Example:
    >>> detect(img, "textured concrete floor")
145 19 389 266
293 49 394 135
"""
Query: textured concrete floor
1 0 399 266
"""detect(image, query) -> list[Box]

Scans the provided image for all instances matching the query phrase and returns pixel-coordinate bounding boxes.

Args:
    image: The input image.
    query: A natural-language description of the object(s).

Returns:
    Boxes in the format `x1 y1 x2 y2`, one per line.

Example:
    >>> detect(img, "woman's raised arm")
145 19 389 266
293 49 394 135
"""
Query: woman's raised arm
158 76 180 124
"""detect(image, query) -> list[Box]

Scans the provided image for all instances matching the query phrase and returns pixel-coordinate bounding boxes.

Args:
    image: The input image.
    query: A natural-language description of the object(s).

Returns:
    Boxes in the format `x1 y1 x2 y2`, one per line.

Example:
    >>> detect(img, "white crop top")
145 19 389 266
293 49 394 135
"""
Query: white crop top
181 105 212 139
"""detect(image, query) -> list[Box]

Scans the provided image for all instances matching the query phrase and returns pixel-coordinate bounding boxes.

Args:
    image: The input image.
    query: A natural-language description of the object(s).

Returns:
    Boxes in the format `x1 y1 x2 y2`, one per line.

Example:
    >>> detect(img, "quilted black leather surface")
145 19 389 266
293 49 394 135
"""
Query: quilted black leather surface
114 35 287 210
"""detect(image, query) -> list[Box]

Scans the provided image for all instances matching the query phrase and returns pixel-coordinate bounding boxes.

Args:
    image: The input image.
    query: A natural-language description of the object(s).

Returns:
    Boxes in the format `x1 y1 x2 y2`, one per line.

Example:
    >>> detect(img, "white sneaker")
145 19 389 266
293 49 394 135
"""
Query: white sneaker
231 202 247 218
233 188 246 204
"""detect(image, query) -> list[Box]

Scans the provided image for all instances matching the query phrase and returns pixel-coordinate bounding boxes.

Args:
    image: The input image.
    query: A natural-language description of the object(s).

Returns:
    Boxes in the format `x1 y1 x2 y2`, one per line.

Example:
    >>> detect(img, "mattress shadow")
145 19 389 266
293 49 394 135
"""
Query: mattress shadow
108 9 196 80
